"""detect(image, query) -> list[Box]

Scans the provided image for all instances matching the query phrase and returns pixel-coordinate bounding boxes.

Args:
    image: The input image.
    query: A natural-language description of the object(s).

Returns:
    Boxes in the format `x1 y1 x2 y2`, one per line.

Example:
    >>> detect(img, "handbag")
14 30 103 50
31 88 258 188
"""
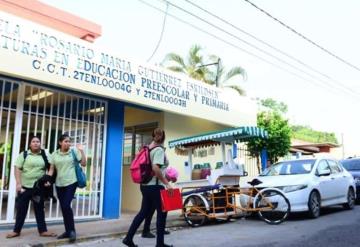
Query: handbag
160 188 182 212
71 149 87 188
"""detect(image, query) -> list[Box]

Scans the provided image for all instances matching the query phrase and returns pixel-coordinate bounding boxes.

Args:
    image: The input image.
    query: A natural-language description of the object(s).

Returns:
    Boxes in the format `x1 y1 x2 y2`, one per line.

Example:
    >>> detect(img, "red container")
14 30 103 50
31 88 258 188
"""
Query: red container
160 188 182 212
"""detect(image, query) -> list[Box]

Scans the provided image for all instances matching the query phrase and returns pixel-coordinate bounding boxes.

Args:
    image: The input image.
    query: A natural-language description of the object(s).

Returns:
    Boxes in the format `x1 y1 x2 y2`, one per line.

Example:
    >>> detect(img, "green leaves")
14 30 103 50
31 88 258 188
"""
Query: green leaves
248 111 292 164
291 125 338 144
162 44 247 93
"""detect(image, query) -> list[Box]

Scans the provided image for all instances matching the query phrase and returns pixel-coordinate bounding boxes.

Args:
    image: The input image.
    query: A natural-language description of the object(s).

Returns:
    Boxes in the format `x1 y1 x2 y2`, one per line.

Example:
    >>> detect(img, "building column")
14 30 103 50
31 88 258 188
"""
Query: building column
103 100 124 219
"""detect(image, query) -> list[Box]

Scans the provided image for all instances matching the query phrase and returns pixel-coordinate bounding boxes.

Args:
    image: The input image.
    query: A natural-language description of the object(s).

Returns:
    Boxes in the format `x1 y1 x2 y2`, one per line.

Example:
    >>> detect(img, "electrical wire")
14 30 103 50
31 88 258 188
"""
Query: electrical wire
147 1 169 62
161 0 357 97
243 0 360 73
183 0 354 94
137 0 344 95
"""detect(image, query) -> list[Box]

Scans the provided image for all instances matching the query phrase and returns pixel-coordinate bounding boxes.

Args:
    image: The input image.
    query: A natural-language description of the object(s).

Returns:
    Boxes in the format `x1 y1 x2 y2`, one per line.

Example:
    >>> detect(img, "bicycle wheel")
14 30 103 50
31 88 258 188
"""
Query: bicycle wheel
183 195 208 227
254 189 290 225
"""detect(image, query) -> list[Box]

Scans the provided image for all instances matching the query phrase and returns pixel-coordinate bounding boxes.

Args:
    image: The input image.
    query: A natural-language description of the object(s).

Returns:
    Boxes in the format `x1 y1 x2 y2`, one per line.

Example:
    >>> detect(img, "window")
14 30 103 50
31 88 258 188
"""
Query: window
123 122 158 165
327 159 342 174
316 160 330 175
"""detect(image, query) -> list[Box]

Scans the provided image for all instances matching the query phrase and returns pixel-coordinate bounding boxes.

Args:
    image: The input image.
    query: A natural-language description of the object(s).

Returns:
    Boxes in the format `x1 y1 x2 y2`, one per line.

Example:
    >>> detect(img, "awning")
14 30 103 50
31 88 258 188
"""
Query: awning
168 126 268 149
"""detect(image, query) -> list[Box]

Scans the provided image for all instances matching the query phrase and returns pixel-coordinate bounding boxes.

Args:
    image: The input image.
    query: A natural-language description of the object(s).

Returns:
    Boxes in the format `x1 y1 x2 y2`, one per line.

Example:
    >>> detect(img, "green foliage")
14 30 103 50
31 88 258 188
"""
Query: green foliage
260 98 288 113
162 44 247 94
248 111 292 163
291 125 338 144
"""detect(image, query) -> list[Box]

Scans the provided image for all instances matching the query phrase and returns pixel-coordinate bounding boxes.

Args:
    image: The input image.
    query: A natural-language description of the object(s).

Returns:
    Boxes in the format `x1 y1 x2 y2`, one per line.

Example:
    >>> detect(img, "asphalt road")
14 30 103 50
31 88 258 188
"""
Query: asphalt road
61 205 360 247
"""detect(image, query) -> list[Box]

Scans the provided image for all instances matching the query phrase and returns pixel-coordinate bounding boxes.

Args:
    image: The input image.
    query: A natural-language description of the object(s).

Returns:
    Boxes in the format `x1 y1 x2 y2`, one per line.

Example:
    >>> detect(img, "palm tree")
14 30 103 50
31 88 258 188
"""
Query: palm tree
162 44 212 83
207 55 247 95
162 44 247 95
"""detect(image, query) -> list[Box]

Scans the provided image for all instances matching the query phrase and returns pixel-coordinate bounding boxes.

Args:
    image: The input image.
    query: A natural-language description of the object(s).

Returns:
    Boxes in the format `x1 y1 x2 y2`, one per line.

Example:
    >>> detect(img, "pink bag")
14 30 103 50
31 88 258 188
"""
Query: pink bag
130 145 164 184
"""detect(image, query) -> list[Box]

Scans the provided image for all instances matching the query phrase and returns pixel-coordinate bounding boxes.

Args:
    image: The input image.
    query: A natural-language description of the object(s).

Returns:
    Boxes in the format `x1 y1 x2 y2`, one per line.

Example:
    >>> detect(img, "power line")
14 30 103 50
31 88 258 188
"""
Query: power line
243 0 360 73
137 0 345 96
160 0 358 98
147 1 169 62
183 0 354 94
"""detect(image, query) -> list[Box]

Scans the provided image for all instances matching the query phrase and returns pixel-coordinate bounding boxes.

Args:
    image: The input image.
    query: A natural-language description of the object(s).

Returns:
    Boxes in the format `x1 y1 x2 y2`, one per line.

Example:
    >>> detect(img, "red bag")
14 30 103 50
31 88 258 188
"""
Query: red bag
160 189 182 212
130 145 163 184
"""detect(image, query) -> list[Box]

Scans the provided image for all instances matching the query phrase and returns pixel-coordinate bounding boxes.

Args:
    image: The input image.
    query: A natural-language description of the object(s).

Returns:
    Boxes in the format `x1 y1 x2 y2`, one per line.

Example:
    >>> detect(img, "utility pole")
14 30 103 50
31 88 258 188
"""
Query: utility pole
341 133 345 159
198 58 221 87
215 58 221 87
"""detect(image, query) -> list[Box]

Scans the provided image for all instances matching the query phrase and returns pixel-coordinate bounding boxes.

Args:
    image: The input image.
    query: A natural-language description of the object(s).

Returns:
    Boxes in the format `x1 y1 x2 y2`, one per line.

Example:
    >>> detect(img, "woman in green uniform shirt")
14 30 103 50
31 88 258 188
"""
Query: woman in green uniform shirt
50 134 86 243
6 136 56 238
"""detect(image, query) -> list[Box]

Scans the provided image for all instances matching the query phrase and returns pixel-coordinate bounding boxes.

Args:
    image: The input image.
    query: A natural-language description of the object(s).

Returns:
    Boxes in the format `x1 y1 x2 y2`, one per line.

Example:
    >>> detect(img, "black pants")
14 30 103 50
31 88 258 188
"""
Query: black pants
143 205 156 233
126 185 167 246
14 187 47 234
56 182 77 234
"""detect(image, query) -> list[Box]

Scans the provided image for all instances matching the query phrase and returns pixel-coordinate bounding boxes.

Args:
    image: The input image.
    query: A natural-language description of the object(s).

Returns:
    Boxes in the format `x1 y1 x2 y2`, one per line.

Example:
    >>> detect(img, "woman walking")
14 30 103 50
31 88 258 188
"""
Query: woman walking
50 134 86 243
6 136 56 238
123 128 174 247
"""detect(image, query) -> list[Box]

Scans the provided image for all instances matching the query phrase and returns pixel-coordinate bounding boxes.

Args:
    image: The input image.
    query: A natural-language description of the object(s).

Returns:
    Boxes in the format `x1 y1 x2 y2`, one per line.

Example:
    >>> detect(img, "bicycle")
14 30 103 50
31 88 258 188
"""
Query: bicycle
182 178 290 226
235 178 291 224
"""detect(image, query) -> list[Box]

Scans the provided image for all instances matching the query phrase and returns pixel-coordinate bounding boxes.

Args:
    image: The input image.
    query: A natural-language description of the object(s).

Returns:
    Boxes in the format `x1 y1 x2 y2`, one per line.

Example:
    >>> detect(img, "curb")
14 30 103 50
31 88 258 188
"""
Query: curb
29 220 188 247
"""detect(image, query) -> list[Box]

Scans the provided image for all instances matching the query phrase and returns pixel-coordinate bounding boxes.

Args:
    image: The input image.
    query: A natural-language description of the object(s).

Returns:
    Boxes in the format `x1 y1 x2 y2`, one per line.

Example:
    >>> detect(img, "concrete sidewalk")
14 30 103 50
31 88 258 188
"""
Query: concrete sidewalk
0 212 186 247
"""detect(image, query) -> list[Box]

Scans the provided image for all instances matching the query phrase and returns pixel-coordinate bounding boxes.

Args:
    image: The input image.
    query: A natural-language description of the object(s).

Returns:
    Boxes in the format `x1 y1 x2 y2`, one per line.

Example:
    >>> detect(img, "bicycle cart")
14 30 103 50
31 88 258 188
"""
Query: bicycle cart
168 127 290 226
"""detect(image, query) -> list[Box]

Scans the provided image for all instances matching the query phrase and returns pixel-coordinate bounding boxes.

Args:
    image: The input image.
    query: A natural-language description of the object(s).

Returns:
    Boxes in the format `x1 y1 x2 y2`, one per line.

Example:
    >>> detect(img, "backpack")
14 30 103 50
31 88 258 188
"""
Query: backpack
130 145 163 184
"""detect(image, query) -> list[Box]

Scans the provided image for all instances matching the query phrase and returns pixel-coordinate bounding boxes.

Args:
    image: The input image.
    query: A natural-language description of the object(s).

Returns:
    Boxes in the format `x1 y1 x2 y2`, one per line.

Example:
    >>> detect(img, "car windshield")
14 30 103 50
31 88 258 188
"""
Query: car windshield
260 159 316 176
340 159 360 171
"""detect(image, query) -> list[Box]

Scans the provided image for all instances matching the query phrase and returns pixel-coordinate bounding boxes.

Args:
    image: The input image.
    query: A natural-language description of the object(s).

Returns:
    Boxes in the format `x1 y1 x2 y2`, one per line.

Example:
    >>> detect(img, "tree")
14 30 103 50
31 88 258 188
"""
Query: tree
260 98 288 114
291 125 338 144
162 44 247 95
162 44 211 83
248 111 292 166
206 55 247 95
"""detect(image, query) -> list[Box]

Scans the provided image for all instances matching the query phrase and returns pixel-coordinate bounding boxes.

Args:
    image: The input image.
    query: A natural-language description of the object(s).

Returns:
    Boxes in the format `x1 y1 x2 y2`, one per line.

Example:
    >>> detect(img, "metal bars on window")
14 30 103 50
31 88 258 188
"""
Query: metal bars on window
0 76 107 224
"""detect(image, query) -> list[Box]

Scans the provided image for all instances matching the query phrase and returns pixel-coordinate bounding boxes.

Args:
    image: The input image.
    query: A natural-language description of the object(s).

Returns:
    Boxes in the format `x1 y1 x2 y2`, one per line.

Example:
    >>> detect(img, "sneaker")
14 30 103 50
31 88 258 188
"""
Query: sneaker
69 231 76 243
57 232 69 239
122 237 138 247
164 229 170 235
141 231 156 238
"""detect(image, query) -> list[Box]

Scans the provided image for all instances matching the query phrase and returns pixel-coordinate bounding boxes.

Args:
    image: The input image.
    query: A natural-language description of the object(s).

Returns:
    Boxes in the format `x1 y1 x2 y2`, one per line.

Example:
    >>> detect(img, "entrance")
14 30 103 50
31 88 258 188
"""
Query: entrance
0 76 107 224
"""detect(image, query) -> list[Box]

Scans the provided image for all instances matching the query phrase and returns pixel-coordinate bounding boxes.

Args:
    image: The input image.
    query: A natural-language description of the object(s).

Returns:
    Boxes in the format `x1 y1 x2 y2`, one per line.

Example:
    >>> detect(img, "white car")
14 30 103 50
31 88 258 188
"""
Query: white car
255 158 356 218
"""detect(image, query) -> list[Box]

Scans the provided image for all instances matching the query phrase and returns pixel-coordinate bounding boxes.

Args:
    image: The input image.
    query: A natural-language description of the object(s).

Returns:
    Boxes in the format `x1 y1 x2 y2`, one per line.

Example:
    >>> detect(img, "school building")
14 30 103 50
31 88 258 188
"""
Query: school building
0 0 258 225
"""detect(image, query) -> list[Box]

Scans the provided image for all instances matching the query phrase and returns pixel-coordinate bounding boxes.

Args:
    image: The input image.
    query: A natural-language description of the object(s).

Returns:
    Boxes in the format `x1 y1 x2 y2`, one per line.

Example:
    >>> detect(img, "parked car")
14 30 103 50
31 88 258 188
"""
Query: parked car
340 157 360 201
255 158 356 218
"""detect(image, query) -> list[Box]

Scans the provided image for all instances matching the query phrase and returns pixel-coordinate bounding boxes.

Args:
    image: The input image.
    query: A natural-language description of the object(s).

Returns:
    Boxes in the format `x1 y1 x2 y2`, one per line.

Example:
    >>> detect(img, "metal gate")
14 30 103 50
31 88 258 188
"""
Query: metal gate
236 143 260 177
0 77 107 224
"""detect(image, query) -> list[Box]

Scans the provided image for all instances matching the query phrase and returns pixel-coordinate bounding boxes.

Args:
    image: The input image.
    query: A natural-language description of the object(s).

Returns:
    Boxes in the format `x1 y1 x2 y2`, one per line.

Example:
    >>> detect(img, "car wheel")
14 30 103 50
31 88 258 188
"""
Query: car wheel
308 191 320 218
343 188 355 210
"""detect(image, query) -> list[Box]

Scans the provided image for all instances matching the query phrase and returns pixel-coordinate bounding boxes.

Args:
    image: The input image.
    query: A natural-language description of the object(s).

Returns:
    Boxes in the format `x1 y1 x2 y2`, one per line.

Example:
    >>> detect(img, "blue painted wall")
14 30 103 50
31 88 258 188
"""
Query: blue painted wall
103 100 124 219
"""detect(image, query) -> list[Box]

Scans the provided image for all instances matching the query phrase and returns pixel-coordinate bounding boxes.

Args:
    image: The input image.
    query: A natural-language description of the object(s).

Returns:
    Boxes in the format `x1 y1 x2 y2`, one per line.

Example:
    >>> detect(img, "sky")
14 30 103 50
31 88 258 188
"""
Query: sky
41 0 360 157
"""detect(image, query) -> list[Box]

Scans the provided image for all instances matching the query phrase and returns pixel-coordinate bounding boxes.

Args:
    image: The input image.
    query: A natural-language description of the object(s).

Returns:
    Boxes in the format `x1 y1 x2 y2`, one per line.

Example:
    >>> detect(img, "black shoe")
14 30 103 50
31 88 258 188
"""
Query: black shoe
156 244 173 247
142 231 156 238
69 231 76 243
122 238 138 247
57 232 69 239
164 229 170 235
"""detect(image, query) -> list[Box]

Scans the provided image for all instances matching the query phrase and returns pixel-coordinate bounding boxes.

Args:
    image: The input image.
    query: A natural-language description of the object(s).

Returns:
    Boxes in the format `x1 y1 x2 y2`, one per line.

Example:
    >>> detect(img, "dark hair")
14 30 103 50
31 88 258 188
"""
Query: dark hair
28 136 41 149
57 133 71 149
152 128 165 144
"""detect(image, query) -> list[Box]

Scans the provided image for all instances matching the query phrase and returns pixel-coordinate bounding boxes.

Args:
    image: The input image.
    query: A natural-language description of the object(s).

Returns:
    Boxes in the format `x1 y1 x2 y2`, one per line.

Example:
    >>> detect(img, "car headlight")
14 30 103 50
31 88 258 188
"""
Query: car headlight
278 185 308 193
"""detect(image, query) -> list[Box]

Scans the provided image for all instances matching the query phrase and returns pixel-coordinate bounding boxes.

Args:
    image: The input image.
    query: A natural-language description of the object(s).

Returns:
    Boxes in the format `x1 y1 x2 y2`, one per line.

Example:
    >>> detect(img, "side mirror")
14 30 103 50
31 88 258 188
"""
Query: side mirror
318 169 331 176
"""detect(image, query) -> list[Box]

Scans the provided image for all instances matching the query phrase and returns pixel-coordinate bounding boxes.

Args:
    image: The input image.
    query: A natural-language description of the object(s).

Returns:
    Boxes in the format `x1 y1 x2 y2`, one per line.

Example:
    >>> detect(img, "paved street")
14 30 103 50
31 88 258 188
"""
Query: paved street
60 205 360 247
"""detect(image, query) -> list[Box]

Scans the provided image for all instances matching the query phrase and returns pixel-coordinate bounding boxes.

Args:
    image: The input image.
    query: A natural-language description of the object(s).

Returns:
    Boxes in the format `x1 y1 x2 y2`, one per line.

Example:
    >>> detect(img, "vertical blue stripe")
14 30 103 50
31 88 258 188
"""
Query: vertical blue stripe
232 143 237 159
260 149 268 171
103 100 124 219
